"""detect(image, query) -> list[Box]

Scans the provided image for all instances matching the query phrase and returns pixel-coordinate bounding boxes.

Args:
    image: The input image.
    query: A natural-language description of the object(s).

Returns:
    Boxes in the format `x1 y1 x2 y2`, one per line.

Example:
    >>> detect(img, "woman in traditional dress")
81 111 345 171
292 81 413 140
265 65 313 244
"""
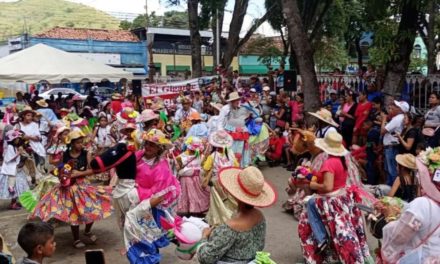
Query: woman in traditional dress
31 130 113 249
123 129 181 263
203 130 239 226
196 166 277 264
298 132 372 263
381 154 440 263
176 136 210 217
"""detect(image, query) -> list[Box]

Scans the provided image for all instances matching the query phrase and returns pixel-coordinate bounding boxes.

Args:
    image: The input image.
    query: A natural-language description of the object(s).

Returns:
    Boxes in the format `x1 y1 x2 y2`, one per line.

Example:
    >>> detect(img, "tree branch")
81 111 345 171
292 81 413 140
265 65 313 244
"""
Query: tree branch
235 10 271 55
309 0 333 42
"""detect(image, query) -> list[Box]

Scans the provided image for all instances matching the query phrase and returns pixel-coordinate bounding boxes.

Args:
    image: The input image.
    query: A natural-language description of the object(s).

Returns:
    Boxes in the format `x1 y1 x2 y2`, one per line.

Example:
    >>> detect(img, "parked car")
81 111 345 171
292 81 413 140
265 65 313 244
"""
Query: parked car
94 87 115 100
40 88 87 101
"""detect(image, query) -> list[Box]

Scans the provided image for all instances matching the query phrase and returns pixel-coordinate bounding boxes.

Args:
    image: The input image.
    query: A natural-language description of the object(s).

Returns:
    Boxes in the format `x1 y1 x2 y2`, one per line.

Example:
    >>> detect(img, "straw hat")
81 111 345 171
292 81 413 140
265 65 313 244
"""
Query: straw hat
227 92 241 102
112 93 123 100
308 108 339 127
314 131 348 157
36 99 48 108
19 106 36 116
145 99 153 105
5 129 23 142
142 129 172 150
66 130 85 144
219 166 277 207
72 95 82 101
137 109 159 123
188 112 202 121
396 154 417 170
209 130 233 148
120 122 137 134
416 158 440 203
210 102 224 112
263 86 270 92
54 126 71 139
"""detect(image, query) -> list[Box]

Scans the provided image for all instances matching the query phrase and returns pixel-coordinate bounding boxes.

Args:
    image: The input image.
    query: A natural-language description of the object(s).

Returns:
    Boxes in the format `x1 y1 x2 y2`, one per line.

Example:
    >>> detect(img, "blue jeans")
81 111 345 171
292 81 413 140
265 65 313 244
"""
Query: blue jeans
306 197 327 245
384 146 399 186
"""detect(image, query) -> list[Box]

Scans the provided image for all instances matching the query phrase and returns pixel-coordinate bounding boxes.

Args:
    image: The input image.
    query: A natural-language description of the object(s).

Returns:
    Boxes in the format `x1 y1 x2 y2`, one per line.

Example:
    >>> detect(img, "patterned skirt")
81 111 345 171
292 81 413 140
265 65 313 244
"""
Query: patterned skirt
298 189 373 264
176 172 210 214
31 179 113 225
230 140 251 168
0 170 29 199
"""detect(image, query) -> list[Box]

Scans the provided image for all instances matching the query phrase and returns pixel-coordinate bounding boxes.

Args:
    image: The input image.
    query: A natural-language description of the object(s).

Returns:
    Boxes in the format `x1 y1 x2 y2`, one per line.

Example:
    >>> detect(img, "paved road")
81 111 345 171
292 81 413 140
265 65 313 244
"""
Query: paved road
0 165 378 264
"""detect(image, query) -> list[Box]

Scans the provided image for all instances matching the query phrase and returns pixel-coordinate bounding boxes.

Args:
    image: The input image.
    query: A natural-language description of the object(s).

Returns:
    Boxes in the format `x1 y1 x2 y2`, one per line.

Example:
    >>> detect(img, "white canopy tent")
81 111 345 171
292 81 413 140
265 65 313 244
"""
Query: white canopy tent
0 44 133 83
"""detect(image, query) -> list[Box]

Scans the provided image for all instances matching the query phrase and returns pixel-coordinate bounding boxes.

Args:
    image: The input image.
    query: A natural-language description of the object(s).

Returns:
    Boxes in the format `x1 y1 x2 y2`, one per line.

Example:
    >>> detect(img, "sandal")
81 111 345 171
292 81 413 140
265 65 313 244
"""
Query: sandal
73 240 85 249
84 232 97 243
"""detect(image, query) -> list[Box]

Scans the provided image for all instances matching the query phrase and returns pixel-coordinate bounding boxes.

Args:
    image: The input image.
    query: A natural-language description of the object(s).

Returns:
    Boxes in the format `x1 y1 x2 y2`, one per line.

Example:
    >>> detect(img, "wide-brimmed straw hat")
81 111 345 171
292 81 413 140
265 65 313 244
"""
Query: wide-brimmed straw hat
416 158 440 203
66 130 85 144
19 106 36 116
36 99 48 108
54 126 71 139
142 129 172 150
210 102 224 112
5 129 23 142
227 92 241 102
209 130 233 148
314 131 348 157
308 108 339 128
120 122 137 133
396 154 417 170
137 109 159 123
219 166 277 207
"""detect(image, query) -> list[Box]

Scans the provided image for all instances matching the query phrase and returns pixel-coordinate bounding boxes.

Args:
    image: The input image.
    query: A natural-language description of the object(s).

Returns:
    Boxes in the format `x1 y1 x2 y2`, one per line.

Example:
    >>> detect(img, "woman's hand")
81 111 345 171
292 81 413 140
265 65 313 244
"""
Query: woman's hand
150 195 164 207
202 227 213 239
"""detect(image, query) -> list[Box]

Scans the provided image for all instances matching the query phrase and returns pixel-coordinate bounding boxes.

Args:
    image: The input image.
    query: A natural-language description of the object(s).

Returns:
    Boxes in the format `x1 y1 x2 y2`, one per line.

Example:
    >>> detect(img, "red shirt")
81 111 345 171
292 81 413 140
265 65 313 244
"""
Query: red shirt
269 136 286 158
354 101 372 130
318 157 347 193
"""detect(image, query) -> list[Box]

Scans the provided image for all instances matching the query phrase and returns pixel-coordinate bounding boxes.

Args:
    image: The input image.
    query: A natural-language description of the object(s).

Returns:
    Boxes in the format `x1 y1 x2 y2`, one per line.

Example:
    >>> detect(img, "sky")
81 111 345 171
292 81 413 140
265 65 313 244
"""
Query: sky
67 0 278 36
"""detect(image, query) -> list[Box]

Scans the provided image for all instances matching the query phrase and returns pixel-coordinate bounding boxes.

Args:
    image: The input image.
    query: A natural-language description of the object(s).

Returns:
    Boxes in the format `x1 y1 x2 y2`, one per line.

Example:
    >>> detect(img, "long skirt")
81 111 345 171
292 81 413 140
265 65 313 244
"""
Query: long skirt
231 140 251 168
298 189 373 264
177 171 210 215
0 170 29 199
206 180 237 226
249 125 270 163
31 179 113 225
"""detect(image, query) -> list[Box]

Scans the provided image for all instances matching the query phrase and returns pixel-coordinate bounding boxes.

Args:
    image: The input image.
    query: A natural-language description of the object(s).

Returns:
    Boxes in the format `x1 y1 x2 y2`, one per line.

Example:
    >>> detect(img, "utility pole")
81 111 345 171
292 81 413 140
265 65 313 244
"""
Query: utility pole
216 9 220 67
146 0 155 83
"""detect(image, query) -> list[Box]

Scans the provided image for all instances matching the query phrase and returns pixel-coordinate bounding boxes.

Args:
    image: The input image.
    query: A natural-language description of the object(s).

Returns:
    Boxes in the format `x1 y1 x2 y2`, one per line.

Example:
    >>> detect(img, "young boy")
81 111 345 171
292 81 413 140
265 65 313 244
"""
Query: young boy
17 222 56 264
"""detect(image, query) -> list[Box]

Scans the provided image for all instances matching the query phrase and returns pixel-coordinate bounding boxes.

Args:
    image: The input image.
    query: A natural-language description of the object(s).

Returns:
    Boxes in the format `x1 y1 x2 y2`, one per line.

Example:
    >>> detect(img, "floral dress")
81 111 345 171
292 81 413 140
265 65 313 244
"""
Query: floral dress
31 150 113 225
297 158 373 264
197 220 266 264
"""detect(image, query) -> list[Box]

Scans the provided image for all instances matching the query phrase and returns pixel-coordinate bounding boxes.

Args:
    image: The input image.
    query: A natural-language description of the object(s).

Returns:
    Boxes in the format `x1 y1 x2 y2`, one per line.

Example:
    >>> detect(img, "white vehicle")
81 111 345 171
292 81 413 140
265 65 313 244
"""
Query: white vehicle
39 88 87 100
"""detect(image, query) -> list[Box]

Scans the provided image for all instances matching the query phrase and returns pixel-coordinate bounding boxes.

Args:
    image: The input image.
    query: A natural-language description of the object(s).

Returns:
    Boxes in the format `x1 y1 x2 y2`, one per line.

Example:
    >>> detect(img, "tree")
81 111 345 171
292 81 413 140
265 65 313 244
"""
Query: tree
418 0 439 74
244 37 284 68
188 0 203 77
281 0 321 113
314 38 349 73
119 11 186 30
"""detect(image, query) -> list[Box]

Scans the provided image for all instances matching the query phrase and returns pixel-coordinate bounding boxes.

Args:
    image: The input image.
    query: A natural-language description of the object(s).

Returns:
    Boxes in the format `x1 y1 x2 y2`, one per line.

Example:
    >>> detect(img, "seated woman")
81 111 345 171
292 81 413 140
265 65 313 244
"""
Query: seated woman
197 166 277 264
388 154 418 203
298 131 372 264
381 156 440 263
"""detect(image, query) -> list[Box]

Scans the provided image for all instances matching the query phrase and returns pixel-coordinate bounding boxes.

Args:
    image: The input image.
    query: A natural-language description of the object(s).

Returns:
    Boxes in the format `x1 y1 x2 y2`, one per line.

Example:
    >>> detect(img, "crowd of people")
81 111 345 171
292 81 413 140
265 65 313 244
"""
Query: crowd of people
0 65 439 264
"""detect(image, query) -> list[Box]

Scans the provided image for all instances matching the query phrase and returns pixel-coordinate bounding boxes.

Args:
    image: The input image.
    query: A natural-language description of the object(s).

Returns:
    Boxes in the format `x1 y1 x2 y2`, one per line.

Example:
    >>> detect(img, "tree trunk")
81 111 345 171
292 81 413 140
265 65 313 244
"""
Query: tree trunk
427 0 437 74
282 0 320 114
355 36 363 70
188 0 202 78
382 1 422 104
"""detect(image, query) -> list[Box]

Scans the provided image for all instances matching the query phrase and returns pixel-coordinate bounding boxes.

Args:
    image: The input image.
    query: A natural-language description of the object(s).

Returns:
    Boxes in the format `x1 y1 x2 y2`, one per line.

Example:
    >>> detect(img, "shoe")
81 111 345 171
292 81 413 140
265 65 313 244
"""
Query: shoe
315 240 328 255
286 165 295 172
84 232 97 243
8 203 21 210
73 240 86 249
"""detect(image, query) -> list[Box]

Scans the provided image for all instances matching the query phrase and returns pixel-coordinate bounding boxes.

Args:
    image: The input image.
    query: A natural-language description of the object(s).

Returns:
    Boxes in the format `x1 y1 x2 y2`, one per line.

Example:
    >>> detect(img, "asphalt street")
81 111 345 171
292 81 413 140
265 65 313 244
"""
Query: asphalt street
0 165 378 264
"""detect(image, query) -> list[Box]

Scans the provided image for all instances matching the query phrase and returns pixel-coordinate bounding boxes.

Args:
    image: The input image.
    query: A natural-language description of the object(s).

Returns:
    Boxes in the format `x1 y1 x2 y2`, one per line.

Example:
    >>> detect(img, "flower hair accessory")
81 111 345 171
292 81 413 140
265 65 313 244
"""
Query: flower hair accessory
141 129 172 149
291 165 318 185
53 160 75 187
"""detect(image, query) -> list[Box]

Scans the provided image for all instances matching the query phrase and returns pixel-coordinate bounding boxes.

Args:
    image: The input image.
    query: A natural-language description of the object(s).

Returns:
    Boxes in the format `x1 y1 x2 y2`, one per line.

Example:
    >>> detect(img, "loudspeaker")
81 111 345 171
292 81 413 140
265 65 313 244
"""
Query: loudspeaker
284 70 297 91
132 80 142 96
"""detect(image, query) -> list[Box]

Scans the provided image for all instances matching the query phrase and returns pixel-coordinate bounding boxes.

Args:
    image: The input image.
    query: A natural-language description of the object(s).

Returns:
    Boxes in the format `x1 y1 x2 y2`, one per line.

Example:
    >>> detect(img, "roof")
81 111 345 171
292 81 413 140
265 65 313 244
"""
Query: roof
34 27 140 42
146 27 229 38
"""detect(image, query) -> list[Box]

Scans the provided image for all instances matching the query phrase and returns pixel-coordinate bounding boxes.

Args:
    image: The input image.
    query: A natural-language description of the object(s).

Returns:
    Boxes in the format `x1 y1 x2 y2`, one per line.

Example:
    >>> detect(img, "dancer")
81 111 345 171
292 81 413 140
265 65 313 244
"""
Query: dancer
176 136 210 217
31 130 113 249
203 130 239 226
